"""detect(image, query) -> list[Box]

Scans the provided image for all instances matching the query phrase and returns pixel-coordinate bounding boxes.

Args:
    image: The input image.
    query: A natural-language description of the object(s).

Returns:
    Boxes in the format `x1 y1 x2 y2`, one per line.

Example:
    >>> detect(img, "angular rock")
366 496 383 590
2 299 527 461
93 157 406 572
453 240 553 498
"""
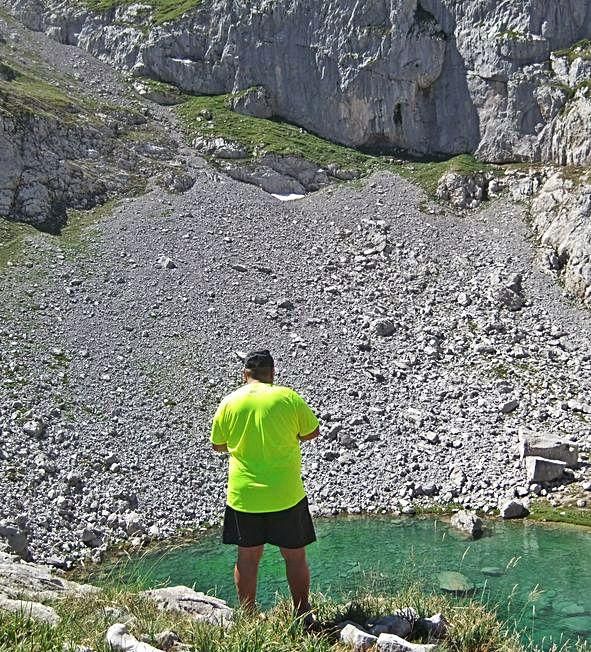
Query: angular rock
416 613 449 639
499 499 529 519
376 633 437 652
230 86 273 119
141 586 232 625
0 524 31 561
106 623 164 652
340 623 378 651
450 510 483 539
368 614 412 638
372 318 397 337
525 456 566 483
518 428 578 467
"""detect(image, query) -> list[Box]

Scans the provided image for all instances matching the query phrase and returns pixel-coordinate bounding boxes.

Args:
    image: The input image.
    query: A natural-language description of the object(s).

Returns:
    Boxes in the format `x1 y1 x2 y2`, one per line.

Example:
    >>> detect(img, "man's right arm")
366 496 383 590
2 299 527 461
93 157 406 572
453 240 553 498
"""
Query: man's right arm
298 426 319 442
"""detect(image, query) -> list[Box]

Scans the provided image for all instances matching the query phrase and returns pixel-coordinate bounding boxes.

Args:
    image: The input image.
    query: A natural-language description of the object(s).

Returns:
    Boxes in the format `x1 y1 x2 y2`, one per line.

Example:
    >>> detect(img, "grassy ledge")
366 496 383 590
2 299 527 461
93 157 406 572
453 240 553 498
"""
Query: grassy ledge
553 39 591 63
528 499 591 528
176 93 497 196
1 582 575 652
79 0 203 25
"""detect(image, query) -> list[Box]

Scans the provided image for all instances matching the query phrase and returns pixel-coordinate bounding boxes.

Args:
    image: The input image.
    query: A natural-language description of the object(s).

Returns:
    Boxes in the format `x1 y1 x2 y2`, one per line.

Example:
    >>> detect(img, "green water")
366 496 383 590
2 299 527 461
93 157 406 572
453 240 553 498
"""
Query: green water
121 516 591 648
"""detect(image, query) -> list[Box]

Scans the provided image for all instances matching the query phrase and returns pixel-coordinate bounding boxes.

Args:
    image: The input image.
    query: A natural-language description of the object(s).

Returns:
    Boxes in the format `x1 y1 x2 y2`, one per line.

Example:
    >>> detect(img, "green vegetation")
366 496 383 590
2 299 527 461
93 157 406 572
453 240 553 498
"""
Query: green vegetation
1 580 572 652
529 499 591 528
0 63 78 119
80 0 203 25
0 220 40 270
176 93 496 196
496 29 529 42
554 39 591 63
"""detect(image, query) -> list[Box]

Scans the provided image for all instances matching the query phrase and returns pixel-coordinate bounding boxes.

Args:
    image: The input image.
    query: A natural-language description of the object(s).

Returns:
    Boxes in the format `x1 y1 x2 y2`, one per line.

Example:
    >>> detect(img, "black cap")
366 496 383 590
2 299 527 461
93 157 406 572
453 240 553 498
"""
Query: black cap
244 349 274 369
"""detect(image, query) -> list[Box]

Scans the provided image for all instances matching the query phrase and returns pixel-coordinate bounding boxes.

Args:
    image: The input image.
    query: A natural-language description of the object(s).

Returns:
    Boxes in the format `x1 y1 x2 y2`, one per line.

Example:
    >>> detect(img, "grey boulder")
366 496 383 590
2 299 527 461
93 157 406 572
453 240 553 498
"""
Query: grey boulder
525 457 566 483
449 510 483 539
141 586 233 625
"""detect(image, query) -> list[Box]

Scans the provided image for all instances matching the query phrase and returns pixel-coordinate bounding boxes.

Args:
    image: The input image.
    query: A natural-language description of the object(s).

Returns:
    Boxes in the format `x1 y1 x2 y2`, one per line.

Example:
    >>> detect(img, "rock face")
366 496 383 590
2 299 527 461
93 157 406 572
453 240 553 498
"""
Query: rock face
531 172 591 304
0 552 98 601
6 0 591 164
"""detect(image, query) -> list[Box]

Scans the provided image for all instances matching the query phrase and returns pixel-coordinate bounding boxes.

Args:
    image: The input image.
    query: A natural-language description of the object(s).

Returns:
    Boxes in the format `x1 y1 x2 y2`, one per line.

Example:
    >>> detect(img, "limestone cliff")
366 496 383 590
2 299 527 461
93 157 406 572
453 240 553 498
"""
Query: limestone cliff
4 0 591 164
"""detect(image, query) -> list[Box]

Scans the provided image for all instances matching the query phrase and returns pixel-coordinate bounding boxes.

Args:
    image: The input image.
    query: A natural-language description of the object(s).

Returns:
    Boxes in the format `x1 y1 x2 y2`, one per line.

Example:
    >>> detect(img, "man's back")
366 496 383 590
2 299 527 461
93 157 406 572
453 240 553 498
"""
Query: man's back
212 383 318 513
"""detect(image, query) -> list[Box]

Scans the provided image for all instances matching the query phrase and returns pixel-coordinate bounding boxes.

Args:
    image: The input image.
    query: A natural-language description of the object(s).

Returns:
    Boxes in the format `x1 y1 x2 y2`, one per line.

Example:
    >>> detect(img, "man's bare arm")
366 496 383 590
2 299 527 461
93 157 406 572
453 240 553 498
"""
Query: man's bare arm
212 443 228 452
298 426 320 442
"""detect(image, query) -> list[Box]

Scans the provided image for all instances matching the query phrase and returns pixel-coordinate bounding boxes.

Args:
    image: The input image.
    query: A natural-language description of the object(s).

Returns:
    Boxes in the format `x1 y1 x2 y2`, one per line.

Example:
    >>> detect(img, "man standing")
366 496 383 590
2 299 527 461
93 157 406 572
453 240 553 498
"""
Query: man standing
211 349 319 618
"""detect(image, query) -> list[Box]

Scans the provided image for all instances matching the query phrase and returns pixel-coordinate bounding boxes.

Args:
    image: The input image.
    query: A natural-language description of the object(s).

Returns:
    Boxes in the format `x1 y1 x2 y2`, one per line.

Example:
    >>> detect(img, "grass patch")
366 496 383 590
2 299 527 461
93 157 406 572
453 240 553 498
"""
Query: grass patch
0 65 78 119
57 199 118 259
80 0 203 25
0 220 41 270
529 499 591 528
554 38 591 63
0 581 558 652
176 93 497 196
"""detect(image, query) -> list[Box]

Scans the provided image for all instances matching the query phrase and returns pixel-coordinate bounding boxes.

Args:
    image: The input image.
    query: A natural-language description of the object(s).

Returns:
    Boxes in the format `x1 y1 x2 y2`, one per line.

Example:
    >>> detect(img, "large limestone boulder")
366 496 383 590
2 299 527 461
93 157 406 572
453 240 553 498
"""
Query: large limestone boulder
0 552 98 601
0 594 60 626
141 586 233 625
518 428 578 467
449 510 483 539
525 457 566 483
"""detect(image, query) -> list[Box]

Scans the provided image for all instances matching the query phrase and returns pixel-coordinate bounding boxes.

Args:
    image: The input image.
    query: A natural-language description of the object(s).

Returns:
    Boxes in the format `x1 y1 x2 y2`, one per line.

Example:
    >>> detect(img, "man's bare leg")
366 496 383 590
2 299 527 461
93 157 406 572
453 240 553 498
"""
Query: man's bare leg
280 547 311 615
235 545 264 611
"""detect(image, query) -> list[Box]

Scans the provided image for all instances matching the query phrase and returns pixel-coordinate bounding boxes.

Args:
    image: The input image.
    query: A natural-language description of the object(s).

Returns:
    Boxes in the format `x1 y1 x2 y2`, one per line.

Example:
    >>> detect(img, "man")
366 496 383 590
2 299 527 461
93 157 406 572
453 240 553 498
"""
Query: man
211 349 319 619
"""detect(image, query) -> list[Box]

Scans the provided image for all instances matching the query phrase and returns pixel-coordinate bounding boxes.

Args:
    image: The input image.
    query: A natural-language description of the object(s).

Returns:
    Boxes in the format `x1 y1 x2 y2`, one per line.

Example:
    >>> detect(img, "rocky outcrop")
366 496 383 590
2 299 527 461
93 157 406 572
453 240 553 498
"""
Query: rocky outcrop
4 0 591 164
0 551 98 626
530 171 591 303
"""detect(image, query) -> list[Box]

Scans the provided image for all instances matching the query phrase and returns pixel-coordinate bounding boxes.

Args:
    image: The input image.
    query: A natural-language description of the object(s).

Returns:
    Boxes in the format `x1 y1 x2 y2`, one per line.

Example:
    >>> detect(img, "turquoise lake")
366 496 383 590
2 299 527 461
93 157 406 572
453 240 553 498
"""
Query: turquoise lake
118 516 591 648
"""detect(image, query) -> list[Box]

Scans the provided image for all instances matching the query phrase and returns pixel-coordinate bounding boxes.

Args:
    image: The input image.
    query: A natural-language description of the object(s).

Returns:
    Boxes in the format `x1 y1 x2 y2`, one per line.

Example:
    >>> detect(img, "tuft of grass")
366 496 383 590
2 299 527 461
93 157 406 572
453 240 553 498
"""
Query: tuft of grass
528 499 591 528
176 93 498 196
80 0 203 25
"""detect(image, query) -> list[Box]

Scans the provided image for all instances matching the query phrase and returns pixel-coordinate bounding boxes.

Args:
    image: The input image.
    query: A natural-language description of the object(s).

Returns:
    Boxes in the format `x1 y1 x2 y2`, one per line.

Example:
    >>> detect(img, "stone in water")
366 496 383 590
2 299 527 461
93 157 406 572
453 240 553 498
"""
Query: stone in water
437 571 474 593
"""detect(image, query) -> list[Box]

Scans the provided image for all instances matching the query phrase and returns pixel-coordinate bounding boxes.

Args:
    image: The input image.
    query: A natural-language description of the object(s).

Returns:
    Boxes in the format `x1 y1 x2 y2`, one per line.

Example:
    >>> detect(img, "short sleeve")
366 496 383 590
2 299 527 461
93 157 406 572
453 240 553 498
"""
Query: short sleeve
292 391 319 437
210 402 227 445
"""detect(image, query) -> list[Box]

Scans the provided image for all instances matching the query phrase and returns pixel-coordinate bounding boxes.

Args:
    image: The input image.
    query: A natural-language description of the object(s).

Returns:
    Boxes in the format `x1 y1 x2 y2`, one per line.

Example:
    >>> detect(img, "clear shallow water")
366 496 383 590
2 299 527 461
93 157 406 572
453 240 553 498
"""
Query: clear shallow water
119 516 591 648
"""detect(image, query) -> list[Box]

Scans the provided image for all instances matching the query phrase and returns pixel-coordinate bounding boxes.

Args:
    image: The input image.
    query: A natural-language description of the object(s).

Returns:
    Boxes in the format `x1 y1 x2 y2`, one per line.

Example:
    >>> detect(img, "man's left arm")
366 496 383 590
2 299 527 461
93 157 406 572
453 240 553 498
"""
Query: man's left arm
293 391 320 443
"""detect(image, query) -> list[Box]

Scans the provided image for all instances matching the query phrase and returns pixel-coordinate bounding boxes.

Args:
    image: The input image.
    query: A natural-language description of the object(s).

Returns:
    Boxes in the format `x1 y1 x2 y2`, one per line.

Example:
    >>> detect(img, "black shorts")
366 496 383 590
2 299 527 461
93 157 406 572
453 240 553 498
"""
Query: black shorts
222 496 316 549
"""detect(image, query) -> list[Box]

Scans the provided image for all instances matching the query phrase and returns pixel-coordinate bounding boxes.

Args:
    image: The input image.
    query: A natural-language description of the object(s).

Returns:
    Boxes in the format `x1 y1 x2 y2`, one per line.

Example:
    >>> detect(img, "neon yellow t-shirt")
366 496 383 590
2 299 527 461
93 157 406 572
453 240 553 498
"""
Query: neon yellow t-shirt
210 383 319 513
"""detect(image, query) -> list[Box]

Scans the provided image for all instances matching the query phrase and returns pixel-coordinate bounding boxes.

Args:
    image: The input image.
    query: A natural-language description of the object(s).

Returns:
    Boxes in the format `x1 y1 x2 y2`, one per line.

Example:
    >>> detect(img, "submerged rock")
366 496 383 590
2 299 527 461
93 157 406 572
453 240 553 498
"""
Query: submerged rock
437 571 474 594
